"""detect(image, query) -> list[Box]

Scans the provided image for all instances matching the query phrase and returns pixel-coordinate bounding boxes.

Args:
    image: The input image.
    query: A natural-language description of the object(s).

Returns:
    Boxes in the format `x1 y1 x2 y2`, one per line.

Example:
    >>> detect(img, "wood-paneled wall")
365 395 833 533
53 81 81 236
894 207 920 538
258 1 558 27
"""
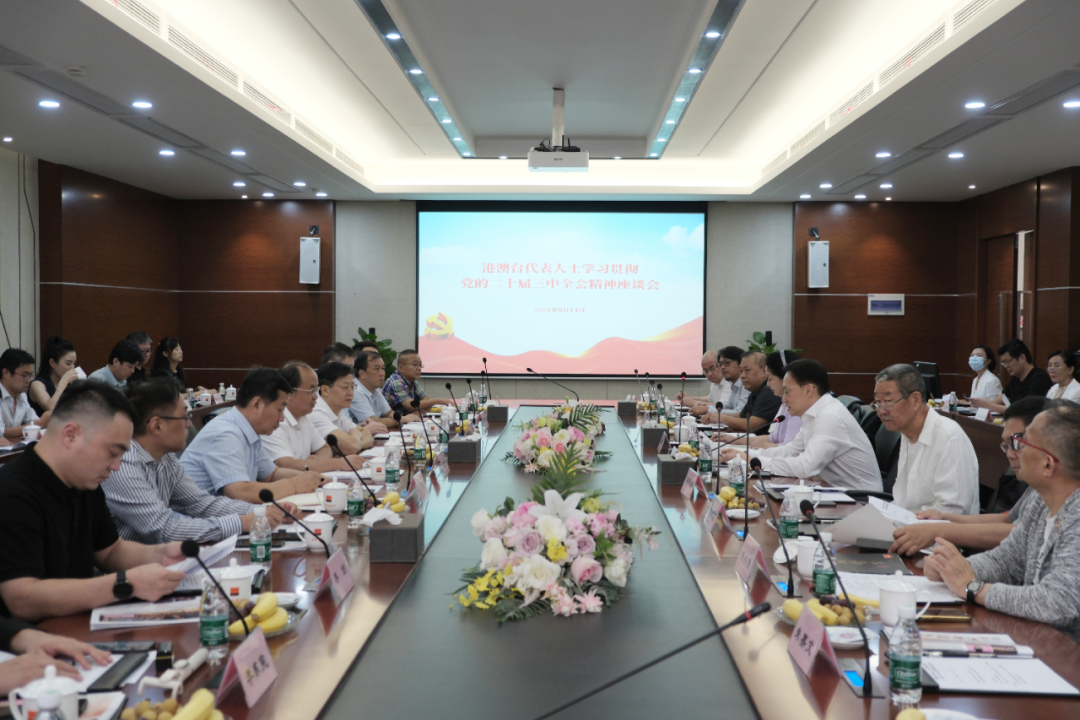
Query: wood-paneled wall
38 163 334 389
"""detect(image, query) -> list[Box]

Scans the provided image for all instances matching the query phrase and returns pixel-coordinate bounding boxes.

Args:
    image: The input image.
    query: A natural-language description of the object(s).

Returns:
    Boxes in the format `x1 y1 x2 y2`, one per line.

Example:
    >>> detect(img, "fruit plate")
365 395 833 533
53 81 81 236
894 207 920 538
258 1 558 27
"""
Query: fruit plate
774 608 865 648
229 607 305 641
726 509 761 519
921 711 982 720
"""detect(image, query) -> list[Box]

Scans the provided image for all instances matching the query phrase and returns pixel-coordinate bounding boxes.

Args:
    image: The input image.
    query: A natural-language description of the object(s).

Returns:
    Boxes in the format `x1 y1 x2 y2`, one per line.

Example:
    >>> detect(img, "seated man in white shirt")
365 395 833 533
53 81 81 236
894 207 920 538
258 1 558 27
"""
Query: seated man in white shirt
721 359 881 491
311 362 375 455
0 348 50 442
677 350 727 418
351 351 416 429
873 363 980 515
263 361 367 473
703 346 750 422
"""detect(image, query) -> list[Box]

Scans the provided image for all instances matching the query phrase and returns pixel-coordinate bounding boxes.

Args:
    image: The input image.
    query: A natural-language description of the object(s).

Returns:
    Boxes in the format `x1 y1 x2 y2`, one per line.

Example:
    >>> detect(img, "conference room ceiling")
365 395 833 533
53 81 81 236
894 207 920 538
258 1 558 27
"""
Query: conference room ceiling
1 0 1079 202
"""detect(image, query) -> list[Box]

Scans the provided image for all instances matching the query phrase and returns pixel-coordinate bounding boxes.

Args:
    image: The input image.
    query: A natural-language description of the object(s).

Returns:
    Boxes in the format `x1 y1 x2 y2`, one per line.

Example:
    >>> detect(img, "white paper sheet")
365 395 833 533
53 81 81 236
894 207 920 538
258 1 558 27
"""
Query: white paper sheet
837 571 962 604
167 535 239 592
922 657 1079 695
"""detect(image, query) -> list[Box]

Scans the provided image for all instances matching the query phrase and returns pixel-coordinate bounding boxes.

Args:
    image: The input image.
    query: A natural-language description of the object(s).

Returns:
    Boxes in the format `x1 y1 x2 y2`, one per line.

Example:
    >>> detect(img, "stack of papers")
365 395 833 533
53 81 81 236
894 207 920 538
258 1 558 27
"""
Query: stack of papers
828 497 946 547
166 535 238 592
836 571 962 603
920 631 1033 657
90 597 201 630
923 657 1078 695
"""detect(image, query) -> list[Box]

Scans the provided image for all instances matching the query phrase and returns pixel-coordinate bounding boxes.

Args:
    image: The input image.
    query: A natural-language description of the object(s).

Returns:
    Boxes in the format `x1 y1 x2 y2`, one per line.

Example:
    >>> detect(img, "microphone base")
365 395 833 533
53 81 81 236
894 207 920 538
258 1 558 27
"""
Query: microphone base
770 575 802 598
616 401 638 418
448 437 482 463
837 658 887 697
485 405 510 423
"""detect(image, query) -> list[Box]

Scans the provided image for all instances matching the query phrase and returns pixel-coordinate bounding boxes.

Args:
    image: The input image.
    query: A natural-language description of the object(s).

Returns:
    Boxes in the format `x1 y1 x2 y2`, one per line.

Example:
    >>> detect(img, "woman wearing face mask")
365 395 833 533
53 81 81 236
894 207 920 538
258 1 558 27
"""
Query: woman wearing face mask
964 345 1002 403
1045 350 1080 401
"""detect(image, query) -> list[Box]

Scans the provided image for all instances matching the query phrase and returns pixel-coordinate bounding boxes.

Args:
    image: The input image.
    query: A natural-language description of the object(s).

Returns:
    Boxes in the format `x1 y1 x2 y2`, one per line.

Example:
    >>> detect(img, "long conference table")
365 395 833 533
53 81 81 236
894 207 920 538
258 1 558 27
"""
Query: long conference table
36 403 1080 719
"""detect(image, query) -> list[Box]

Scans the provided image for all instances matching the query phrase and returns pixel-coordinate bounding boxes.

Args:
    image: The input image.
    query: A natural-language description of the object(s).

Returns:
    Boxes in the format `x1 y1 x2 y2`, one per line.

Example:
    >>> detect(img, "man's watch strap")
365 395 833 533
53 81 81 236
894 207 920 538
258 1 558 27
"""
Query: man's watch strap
113 570 134 600
966 579 985 604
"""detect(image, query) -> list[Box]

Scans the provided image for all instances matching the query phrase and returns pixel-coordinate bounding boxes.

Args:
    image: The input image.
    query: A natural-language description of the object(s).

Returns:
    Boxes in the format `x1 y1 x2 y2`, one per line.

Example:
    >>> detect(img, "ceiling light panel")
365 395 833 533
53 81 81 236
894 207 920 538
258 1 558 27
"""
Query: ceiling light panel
352 0 473 158
647 0 744 159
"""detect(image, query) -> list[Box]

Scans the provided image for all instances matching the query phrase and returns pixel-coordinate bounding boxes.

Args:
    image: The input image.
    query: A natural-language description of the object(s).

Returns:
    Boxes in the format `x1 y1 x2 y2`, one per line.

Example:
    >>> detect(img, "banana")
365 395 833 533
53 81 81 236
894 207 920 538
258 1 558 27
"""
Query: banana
258 606 289 633
838 592 880 609
383 491 401 504
172 689 215 720
228 615 253 636
390 501 407 513
782 599 803 622
228 592 279 634
806 598 838 626
209 713 224 720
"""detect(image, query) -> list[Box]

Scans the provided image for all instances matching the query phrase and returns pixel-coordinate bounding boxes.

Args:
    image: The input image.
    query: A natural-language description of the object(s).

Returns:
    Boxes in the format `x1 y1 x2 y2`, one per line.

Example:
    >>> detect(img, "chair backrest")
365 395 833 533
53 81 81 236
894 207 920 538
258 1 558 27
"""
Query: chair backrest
874 424 901 494
836 395 863 411
848 403 882 451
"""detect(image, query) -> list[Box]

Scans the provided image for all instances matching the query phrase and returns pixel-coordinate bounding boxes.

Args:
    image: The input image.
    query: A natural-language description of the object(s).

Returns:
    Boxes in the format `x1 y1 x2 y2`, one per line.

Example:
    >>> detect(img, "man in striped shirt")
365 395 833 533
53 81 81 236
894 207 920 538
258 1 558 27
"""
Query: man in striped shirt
103 378 292 544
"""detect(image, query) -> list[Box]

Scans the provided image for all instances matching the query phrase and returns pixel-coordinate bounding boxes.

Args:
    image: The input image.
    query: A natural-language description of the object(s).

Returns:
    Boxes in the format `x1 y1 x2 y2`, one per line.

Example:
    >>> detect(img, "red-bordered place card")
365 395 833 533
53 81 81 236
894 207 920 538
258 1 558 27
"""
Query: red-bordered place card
719 502 735 533
218 628 277 708
657 431 669 453
788 606 840 676
314 549 355 604
681 468 700 499
435 449 449 477
409 471 429 502
703 497 722 531
734 533 770 585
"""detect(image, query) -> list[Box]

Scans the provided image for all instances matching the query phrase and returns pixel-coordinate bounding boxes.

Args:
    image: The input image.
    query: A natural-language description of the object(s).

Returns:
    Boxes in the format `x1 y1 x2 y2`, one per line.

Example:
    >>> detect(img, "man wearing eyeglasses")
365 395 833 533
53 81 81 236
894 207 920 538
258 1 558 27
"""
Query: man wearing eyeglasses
0 348 50 443
970 339 1053 414
383 349 453 414
102 378 293 543
264 361 368 474
890 396 1047 556
873 363 979 515
924 401 1080 641
679 349 744 422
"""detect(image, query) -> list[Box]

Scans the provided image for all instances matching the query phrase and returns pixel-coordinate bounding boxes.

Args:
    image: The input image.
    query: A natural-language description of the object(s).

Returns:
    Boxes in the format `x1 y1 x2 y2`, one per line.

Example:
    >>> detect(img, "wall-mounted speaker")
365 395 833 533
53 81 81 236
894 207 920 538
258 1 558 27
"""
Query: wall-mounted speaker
300 236 320 284
808 240 829 288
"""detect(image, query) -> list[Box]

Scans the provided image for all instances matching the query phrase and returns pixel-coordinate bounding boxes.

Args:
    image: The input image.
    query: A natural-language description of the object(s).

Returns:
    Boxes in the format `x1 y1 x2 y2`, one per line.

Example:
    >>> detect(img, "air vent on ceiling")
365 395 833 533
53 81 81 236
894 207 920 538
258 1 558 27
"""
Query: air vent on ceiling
112 0 161 35
761 150 788 177
335 149 365 176
168 27 238 89
296 119 333 155
954 0 997 32
0 45 38 67
790 121 826 157
918 116 1004 149
14 69 131 116
829 82 874 127
827 175 876 194
243 82 292 127
116 116 201 147
986 70 1080 116
879 24 945 89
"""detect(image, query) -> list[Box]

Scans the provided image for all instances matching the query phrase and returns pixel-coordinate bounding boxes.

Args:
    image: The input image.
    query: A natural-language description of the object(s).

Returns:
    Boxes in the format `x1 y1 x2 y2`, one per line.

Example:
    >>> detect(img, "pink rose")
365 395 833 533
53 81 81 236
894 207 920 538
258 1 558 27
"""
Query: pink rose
535 427 553 448
510 502 539 527
482 516 509 541
589 514 610 537
570 556 603 585
554 442 567 454
607 509 620 523
564 517 585 536
572 533 596 557
570 427 585 442
514 530 543 556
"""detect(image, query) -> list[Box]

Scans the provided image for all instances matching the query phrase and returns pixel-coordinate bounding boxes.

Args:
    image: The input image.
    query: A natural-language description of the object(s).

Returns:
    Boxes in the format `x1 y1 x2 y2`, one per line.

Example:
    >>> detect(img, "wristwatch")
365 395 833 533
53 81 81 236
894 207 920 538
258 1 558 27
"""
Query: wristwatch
113 570 134 600
965 579 984 604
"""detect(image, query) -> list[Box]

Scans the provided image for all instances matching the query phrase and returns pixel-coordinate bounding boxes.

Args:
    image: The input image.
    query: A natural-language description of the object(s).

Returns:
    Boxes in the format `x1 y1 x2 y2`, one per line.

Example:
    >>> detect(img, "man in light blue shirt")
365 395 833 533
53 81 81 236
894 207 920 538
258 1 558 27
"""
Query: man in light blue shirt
350 352 408 429
87 341 142 390
180 368 325 503
0 349 47 442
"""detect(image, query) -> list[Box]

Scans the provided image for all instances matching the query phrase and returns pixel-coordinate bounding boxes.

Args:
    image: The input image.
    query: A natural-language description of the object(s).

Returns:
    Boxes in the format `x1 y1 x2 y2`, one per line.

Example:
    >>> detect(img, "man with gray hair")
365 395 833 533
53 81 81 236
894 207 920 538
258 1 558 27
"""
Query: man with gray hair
925 401 1080 641
873 363 979 515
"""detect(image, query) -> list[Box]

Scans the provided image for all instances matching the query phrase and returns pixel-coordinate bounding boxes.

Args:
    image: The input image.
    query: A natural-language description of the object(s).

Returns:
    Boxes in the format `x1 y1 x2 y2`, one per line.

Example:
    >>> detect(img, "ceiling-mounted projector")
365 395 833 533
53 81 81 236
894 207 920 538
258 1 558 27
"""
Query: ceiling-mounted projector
528 88 588 172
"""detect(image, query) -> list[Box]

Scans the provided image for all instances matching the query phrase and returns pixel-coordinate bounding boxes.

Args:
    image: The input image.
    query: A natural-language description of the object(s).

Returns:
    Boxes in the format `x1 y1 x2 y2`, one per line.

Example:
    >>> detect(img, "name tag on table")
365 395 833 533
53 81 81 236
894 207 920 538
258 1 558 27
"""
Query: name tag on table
657 432 669 453
218 628 277 708
681 468 701 499
975 407 990 421
314 549 355 605
788 609 839 677
435 449 449 477
408 471 429 503
734 533 769 585
703 497 722 532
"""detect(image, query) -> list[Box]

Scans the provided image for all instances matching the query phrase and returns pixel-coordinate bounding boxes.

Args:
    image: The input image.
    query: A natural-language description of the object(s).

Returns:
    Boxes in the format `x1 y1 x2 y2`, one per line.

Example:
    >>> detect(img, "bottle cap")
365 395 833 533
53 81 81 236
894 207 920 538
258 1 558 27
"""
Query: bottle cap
819 532 832 546
254 504 266 516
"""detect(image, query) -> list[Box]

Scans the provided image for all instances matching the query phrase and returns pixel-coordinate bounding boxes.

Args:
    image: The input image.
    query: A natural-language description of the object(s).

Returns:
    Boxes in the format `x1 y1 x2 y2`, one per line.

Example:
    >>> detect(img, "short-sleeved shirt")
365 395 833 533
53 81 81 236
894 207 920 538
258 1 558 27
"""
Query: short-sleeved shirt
311 396 356 439
382 372 426 412
351 380 392 423
29 375 56 416
0 447 120 617
180 407 276 495
0 384 38 430
741 383 782 435
262 409 325 462
87 365 126 390
1003 367 1053 403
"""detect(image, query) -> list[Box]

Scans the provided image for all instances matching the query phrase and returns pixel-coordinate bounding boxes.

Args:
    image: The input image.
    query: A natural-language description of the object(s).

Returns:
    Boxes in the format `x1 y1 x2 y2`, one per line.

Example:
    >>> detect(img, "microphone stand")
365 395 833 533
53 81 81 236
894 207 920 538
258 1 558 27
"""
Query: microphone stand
326 434 377 503
444 382 461 431
801 501 879 697
259 489 331 559
525 367 579 402
740 404 754 540
530 603 771 720
393 411 414 488
679 372 687 426
634 369 644 402
412 399 436 470
180 540 249 637
751 458 797 598
482 358 491 403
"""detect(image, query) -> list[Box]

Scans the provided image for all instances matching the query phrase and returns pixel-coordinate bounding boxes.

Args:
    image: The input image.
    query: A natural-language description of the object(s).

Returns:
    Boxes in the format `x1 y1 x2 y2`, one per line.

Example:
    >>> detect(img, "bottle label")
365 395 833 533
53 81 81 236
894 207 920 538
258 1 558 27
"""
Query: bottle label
414 447 425 461
779 517 800 539
459 411 468 421
689 438 699 450
699 456 712 474
730 477 744 495
479 395 487 405
889 656 922 690
347 498 362 517
812 568 836 595
438 431 449 444
249 538 271 563
386 469 399 485
200 616 228 647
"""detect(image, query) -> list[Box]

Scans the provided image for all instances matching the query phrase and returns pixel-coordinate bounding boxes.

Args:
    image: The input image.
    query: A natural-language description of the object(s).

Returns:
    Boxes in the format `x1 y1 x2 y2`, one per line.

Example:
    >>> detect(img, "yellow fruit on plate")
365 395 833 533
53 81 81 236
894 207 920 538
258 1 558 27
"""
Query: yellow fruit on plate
678 443 693 453
258 606 289 633
383 491 401 505
806 598 839 626
838 592 879 609
171 689 215 720
782 599 803 622
390 501 407 513
896 710 925 720
719 487 737 502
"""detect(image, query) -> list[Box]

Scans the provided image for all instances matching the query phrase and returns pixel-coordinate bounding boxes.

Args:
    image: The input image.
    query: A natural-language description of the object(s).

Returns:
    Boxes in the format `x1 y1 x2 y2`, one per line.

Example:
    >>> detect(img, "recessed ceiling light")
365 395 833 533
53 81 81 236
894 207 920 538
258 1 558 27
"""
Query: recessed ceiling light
1064 100 1080 108
854 194 867 200
876 151 891 158
441 118 451 123
409 68 423 75
386 33 401 40
232 181 246 187
800 194 811 199
315 192 327 197
674 97 686 102
613 156 622 160
880 183 893 189
964 101 985 109
159 149 175 156
39 100 60 108
650 153 658 157
132 101 153 109
665 120 675 124
427 97 439 102
657 138 666 142
2 137 11 143
262 192 274 197
293 181 306 187
820 182 832 189
688 68 702 74
948 152 964 159
230 150 246 156
241 195 248 199
452 137 462 141
463 152 471 156
498 155 508 159
705 31 721 39
885 197 892 201
969 184 976 189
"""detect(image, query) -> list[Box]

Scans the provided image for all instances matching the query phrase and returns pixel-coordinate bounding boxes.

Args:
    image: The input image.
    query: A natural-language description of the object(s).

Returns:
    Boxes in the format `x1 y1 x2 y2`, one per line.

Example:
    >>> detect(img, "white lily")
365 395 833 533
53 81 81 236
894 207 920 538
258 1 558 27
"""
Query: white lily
528 488 587 523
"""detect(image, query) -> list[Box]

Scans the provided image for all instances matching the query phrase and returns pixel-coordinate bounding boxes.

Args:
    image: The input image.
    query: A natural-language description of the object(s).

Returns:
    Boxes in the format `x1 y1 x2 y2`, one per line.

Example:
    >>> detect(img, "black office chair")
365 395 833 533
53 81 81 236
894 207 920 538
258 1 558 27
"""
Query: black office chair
849 403 882 451
874 424 901 495
836 395 863 411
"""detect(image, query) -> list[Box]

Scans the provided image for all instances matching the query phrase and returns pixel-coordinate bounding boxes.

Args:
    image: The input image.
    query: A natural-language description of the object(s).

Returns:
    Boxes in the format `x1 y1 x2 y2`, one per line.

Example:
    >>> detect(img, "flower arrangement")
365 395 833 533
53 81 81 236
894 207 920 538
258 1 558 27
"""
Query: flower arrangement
503 403 611 478
455 486 660 623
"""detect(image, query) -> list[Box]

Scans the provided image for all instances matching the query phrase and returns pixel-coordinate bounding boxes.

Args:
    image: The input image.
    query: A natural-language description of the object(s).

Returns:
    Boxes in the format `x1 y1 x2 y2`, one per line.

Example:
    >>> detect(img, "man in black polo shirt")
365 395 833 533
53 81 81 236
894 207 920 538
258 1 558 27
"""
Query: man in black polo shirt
971 339 1052 414
0 381 186 622
718 351 781 436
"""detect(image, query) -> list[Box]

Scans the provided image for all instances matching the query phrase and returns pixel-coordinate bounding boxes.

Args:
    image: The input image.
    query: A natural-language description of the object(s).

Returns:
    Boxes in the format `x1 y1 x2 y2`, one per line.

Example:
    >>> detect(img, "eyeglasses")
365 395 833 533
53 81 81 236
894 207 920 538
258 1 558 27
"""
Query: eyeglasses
1007 433 1060 463
13 371 33 380
332 382 354 391
296 387 320 397
1000 356 1018 366
871 393 911 412
780 384 805 397
400 361 424 369
156 412 193 425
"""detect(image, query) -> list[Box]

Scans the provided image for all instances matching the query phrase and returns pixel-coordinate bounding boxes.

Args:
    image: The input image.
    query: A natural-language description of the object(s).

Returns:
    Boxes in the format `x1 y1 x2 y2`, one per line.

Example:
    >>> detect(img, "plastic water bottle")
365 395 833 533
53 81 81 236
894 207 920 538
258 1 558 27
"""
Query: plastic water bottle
386 450 401 492
347 478 365 530
249 505 272 570
889 604 923 707
729 457 745 495
414 434 426 466
779 490 800 540
199 578 230 664
812 531 836 595
478 380 488 406
698 436 713 475
948 391 958 412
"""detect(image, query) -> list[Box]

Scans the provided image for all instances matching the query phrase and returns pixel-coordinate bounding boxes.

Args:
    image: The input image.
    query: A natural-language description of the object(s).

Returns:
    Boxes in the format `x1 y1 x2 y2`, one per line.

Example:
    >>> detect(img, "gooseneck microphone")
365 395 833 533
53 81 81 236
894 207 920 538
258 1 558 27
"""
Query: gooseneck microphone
530 603 771 720
325 434 377 502
525 368 579 402
180 540 250 637
800 500 875 696
393 411 414 484
634 369 644 401
750 456 796 598
679 372 687 422
444 382 458 414
259 489 331 559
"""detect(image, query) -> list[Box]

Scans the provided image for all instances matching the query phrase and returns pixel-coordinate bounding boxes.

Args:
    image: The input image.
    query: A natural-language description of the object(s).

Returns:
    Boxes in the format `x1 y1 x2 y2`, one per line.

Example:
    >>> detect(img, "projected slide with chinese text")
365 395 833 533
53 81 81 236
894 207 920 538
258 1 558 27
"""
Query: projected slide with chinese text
417 209 705 375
